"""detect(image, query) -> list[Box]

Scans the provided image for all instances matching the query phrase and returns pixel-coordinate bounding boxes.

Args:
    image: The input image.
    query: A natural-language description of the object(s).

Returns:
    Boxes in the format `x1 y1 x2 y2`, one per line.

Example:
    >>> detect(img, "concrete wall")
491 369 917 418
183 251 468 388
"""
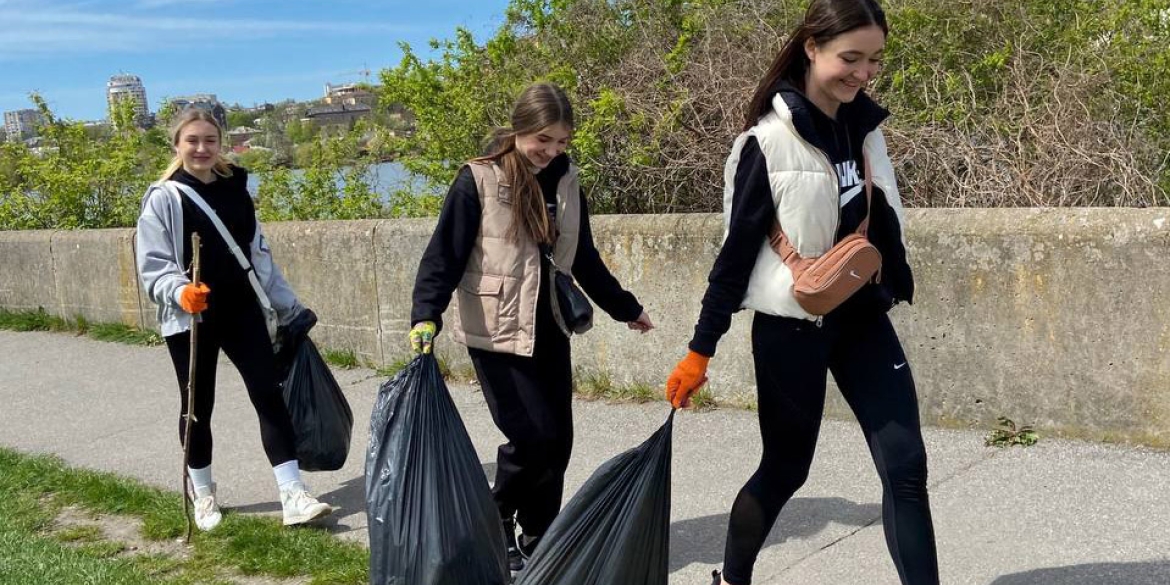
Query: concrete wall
0 230 57 314
898 209 1170 446
372 218 449 369
263 221 383 367
2 208 1167 445
51 229 142 327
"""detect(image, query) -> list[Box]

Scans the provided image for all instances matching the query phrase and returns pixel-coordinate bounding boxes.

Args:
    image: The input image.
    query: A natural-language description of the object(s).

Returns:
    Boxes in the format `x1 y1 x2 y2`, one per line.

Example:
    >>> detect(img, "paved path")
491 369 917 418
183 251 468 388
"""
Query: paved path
2 330 1168 584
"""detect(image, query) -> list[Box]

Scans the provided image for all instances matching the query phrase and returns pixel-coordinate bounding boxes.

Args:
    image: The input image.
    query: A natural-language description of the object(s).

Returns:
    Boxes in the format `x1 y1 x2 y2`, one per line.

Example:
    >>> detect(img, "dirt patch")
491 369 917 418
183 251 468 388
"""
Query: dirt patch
49 505 310 585
52 505 191 560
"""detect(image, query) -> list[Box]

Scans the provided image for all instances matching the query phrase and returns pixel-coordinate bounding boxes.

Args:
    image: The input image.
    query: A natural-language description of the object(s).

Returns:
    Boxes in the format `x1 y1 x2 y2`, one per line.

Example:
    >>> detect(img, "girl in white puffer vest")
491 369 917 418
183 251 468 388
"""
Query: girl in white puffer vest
665 1 937 584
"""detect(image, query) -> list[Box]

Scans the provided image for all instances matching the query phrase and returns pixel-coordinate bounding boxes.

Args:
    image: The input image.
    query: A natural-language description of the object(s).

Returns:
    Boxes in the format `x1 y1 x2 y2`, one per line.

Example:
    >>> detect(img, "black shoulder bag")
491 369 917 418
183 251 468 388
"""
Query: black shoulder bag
541 243 593 336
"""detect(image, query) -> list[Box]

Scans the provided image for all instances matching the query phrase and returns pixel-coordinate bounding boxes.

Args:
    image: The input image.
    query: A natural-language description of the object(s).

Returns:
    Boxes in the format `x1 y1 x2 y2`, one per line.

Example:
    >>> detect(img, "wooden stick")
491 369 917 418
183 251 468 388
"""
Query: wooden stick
181 232 202 544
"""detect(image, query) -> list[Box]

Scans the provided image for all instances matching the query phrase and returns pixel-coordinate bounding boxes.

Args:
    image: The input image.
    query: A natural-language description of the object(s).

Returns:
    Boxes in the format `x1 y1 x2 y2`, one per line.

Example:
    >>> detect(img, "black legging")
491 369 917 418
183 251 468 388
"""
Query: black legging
468 304 574 538
721 310 938 585
165 298 298 469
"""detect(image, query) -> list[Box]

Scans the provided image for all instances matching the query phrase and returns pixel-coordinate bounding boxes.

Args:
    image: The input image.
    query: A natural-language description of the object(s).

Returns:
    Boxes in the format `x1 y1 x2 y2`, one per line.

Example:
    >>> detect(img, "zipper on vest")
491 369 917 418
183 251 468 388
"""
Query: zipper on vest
815 316 824 328
786 124 842 244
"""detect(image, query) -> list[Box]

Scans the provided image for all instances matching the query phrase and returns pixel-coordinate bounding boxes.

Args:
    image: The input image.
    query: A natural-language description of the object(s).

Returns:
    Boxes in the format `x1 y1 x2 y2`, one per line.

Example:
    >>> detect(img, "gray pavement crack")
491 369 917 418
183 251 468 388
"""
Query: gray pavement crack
344 372 382 387
764 445 1002 581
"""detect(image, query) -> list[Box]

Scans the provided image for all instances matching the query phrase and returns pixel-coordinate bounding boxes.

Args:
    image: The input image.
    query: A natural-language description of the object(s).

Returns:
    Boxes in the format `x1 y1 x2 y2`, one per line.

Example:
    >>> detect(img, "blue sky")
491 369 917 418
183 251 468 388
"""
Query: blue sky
0 0 513 121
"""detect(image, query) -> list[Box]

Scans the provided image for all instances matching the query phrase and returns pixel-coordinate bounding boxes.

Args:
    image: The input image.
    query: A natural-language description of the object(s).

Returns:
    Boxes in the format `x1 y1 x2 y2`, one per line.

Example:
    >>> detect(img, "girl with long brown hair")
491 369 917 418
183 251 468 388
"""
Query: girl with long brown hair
409 82 654 574
665 1 938 583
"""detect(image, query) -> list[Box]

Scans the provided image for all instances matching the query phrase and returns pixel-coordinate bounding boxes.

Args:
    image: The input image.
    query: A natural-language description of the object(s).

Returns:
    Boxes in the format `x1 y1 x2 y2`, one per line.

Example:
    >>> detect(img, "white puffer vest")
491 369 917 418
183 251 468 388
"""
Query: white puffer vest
724 93 907 320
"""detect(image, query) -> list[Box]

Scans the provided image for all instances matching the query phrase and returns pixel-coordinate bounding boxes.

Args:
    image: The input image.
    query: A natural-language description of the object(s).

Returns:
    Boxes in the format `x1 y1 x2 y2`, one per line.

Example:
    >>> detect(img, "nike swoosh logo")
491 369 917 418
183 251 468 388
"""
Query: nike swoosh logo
839 184 864 207
894 362 907 370
849 270 862 280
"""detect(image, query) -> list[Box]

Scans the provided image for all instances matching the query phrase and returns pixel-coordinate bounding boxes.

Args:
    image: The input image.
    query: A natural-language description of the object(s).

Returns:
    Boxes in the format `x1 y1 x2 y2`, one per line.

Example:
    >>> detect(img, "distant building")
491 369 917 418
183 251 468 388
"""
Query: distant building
3 108 44 142
107 74 151 128
324 83 377 107
227 126 260 148
167 94 227 128
232 103 273 128
277 103 307 123
304 103 372 131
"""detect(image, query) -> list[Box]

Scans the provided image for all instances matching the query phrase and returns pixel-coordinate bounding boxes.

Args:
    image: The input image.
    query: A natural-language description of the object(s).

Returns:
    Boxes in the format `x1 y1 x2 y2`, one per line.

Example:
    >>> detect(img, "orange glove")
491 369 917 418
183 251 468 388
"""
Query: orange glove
178 283 210 314
665 350 710 409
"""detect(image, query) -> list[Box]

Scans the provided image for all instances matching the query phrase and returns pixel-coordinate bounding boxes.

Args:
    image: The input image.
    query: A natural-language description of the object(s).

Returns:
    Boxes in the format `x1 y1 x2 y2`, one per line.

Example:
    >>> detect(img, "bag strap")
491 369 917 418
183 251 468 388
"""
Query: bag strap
538 242 565 274
769 154 873 269
164 181 276 320
857 156 874 236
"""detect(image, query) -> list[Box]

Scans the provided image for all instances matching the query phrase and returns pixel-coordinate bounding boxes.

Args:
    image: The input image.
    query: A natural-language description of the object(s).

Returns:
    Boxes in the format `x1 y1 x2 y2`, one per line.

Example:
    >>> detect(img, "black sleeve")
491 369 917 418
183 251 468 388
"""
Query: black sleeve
410 166 480 332
571 188 644 322
689 137 775 357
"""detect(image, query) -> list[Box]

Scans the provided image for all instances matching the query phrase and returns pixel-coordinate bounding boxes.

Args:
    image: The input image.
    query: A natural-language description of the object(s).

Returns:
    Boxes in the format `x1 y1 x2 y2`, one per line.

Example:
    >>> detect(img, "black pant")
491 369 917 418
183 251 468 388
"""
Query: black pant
165 298 298 469
722 311 939 585
468 315 573 538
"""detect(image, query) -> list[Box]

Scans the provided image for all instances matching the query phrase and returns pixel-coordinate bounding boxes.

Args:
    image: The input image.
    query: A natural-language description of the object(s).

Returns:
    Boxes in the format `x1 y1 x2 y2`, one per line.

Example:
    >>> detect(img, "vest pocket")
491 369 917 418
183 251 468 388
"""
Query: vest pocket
455 273 504 341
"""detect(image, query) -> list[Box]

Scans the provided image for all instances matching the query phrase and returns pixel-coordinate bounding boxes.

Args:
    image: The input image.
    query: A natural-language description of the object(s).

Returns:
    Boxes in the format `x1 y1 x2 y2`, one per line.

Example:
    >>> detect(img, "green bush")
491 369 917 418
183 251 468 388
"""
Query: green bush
0 96 170 230
379 0 1170 210
4 0 1167 232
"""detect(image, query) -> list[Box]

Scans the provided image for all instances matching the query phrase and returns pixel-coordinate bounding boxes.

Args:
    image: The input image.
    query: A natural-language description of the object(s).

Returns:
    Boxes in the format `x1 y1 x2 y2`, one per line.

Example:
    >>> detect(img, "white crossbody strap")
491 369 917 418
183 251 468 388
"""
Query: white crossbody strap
165 181 278 339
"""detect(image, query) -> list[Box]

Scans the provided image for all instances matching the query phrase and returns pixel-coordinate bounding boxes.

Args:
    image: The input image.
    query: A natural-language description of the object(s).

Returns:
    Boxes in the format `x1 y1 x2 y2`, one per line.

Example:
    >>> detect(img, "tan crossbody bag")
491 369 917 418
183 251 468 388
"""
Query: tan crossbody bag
768 157 882 316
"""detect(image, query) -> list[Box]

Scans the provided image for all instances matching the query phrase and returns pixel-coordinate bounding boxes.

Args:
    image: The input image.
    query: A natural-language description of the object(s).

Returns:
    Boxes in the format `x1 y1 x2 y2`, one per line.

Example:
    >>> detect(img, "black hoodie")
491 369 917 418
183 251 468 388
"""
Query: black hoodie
688 83 914 357
173 165 257 298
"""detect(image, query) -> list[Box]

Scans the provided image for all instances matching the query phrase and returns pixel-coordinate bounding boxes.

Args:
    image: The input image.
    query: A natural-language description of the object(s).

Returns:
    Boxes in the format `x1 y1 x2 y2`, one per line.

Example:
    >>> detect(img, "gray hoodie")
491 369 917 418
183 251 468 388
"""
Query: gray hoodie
135 181 301 338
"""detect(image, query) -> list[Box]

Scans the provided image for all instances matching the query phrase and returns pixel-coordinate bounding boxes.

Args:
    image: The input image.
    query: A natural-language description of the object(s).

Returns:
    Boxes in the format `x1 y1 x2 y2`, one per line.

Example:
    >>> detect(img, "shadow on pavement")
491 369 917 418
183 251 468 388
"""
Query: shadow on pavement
669 496 881 572
990 561 1170 585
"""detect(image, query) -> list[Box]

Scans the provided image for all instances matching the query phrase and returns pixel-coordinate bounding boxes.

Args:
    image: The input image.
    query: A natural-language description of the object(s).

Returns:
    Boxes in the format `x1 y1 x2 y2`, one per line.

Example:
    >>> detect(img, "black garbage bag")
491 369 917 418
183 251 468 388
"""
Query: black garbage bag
516 410 675 585
365 353 508 585
274 308 318 381
277 309 354 472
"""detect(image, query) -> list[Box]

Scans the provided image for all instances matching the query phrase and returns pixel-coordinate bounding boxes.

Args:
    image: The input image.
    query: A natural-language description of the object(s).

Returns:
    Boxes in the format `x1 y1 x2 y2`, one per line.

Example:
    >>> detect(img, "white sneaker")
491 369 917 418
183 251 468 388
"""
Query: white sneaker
280 482 333 526
189 483 222 532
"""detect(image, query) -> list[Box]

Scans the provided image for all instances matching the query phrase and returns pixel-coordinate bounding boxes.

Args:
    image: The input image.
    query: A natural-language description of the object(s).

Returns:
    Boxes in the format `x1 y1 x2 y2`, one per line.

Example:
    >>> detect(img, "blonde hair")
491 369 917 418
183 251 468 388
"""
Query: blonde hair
473 83 574 245
159 108 234 181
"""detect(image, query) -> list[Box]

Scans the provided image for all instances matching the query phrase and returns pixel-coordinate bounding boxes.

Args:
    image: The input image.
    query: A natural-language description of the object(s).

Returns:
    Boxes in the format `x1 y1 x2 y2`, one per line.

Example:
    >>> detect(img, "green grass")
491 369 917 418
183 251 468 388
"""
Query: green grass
375 354 414 378
688 387 720 410
321 348 360 369
77 540 129 558
0 522 169 585
0 467 180 585
0 446 369 584
572 369 728 410
53 524 103 543
0 307 72 332
88 323 164 346
574 370 667 405
0 308 162 347
985 416 1040 448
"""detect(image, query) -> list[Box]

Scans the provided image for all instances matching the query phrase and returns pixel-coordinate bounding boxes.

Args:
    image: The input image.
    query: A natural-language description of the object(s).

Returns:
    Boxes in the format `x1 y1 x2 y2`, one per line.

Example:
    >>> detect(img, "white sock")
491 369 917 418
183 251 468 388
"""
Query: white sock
273 460 303 492
187 465 214 498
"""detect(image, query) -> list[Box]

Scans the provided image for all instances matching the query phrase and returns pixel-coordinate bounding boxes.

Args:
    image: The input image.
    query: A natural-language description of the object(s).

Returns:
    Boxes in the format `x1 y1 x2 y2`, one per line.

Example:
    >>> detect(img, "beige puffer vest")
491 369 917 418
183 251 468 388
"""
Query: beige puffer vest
449 161 582 356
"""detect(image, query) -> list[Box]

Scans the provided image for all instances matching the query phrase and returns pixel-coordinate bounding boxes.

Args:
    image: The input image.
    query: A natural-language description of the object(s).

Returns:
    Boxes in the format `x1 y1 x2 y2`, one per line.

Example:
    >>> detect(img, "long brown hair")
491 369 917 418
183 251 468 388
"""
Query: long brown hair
743 0 888 131
473 83 574 245
159 108 234 181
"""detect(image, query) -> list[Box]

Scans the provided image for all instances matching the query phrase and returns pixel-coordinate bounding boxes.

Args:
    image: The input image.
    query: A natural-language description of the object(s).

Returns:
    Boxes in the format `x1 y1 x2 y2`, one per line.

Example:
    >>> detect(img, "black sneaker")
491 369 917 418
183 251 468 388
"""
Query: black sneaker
502 516 524 572
518 533 542 560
